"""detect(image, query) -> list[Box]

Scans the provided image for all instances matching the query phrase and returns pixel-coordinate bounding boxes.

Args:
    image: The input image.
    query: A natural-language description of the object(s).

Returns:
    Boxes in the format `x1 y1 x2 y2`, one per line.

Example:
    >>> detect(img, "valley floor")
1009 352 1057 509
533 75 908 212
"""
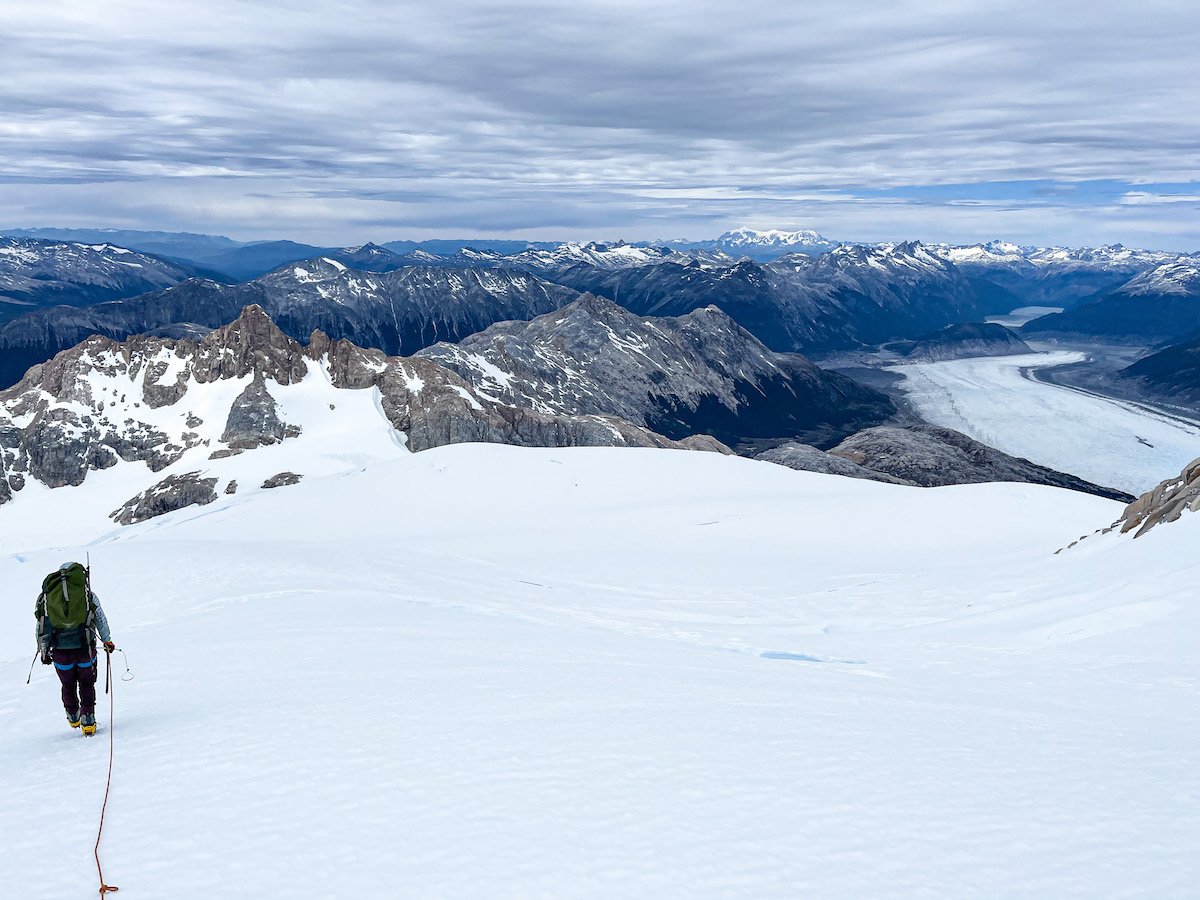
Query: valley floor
890 348 1200 493
1 446 1197 898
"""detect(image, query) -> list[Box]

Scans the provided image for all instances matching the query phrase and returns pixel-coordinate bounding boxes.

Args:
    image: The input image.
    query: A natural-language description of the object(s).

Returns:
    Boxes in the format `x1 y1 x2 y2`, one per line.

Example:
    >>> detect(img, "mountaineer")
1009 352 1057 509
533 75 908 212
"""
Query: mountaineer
35 562 116 736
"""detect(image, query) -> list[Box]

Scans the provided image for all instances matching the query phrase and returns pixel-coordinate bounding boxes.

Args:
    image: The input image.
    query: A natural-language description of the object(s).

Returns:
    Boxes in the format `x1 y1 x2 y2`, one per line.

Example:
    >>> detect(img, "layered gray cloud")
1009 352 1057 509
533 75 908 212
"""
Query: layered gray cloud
1 0 1197 247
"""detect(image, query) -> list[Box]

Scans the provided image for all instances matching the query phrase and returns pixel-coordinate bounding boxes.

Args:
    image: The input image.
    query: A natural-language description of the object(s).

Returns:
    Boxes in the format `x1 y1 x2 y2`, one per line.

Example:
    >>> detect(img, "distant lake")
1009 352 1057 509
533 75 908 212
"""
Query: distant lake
985 306 1064 328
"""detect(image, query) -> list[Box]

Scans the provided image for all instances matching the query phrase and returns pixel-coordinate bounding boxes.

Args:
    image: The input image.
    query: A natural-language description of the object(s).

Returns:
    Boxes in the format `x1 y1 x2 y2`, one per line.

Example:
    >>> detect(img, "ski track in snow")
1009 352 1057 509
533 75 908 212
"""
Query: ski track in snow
891 351 1200 494
0 445 1197 898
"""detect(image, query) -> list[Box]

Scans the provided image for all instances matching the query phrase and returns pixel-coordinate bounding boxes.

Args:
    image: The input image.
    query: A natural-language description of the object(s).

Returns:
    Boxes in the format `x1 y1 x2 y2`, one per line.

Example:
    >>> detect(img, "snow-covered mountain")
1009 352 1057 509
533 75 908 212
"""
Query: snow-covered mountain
660 227 840 261
935 240 1185 307
538 241 1007 353
0 227 242 262
0 237 203 322
503 241 676 273
0 258 582 387
418 294 895 448
759 241 1012 350
398 241 715 275
0 304 724 516
1116 257 1200 296
1022 257 1200 342
940 240 1178 270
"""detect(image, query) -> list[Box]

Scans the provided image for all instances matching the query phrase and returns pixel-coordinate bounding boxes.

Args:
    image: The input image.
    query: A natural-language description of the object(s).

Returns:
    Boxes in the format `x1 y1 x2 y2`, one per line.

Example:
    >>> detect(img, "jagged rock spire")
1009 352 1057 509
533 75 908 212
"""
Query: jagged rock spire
191 304 310 385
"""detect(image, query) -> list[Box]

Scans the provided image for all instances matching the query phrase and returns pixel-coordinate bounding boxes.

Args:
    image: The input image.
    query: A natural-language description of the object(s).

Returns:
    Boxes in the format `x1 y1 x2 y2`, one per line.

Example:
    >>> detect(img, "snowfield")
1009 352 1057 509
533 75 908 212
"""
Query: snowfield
1 444 1197 898
891 350 1200 494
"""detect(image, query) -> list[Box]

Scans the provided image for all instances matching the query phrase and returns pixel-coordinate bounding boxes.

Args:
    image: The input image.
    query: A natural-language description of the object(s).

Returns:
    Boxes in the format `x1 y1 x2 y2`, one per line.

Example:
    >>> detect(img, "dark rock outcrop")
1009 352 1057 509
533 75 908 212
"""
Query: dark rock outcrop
756 443 912 485
889 322 1033 362
110 471 218 525
222 374 299 449
829 425 1133 501
262 472 302 489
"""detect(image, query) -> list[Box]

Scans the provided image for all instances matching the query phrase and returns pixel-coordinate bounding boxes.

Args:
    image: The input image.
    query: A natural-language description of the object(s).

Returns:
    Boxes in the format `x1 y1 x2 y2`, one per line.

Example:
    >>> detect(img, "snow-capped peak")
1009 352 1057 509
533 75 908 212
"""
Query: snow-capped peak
717 227 835 249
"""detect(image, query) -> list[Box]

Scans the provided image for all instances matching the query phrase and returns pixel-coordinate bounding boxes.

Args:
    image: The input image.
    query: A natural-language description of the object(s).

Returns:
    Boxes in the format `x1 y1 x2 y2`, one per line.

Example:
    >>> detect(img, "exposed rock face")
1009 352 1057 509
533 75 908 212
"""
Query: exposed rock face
418 295 894 449
1115 456 1200 537
755 443 912 485
0 306 318 491
889 322 1033 362
829 425 1133 501
222 374 298 449
262 472 302 489
372 354 727 455
111 471 218 525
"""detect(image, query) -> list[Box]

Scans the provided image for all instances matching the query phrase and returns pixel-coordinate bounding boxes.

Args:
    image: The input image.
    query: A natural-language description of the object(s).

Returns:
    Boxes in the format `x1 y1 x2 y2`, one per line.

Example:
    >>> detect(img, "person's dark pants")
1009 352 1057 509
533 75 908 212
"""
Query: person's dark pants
52 646 98 717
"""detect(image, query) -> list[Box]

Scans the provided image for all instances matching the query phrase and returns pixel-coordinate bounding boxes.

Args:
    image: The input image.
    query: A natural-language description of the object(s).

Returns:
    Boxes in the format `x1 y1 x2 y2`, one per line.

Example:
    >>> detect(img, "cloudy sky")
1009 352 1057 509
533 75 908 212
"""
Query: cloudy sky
2 0 1198 248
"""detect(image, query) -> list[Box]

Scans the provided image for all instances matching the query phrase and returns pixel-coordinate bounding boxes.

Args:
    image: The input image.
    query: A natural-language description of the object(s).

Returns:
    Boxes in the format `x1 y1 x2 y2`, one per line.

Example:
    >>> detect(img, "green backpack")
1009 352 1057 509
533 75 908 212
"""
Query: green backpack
42 563 92 632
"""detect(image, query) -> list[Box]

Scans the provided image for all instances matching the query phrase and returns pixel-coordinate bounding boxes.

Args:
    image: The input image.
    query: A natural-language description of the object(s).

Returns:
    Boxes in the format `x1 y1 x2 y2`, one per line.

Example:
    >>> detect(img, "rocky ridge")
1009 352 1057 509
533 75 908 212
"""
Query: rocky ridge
1114 456 1200 537
0 305 727 522
417 294 895 449
0 260 581 388
827 425 1133 501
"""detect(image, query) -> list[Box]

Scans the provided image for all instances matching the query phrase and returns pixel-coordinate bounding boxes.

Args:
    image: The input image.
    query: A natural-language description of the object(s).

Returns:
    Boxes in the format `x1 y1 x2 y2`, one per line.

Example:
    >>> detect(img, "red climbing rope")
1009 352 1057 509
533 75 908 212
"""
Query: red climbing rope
94 650 119 895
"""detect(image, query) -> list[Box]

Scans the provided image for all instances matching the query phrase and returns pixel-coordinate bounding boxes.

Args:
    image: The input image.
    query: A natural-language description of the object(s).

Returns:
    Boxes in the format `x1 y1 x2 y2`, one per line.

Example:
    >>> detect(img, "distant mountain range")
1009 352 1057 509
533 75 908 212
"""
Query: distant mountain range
0 237 211 323
659 228 841 261
933 240 1183 308
0 241 1020 387
0 258 580 387
1022 258 1200 343
0 228 241 261
4 227 1198 403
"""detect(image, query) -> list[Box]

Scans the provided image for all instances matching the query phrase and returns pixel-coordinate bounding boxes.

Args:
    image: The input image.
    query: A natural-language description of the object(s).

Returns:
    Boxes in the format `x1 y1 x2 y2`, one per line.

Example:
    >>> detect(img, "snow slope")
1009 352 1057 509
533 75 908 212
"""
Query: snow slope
1 445 1197 898
892 350 1200 494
